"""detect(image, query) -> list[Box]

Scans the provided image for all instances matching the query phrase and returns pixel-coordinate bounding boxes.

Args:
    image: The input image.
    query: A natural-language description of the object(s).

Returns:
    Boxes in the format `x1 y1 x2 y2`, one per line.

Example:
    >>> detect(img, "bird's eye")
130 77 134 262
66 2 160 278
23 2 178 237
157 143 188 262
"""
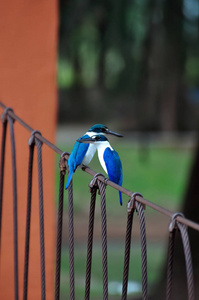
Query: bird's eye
95 136 101 141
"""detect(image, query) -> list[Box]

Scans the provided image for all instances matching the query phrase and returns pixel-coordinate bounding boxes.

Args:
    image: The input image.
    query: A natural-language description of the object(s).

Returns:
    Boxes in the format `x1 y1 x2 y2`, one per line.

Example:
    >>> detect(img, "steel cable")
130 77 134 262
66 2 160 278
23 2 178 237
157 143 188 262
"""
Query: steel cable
68 180 75 300
178 223 194 300
35 137 46 300
122 208 135 300
135 201 148 300
98 180 108 300
85 185 97 300
0 118 7 252
54 172 65 300
122 196 148 300
166 214 194 300
166 230 176 300
0 103 198 300
0 102 199 232
8 115 19 300
23 142 35 300
54 154 66 300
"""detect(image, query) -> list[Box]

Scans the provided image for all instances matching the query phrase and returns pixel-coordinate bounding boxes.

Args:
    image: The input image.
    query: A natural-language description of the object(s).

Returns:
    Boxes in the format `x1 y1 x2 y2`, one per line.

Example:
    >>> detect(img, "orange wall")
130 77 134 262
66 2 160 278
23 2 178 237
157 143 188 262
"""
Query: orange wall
0 1 58 299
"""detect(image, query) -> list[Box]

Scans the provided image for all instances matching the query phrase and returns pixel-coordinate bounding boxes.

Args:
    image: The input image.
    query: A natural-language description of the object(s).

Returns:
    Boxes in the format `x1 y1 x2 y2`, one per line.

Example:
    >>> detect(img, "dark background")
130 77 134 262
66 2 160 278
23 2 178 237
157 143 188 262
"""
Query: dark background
58 0 199 132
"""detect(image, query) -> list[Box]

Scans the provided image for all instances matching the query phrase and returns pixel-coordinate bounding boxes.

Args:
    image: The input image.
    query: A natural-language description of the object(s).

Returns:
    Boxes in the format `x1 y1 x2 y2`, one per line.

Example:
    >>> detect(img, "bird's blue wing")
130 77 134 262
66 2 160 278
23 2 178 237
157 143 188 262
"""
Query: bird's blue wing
103 148 123 205
103 148 123 185
71 141 90 169
65 136 89 189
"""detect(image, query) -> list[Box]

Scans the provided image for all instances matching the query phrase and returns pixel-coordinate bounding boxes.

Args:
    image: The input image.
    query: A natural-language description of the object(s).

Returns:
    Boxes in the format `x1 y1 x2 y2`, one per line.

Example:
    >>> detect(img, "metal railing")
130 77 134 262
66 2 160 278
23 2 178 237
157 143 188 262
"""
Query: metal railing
0 102 198 300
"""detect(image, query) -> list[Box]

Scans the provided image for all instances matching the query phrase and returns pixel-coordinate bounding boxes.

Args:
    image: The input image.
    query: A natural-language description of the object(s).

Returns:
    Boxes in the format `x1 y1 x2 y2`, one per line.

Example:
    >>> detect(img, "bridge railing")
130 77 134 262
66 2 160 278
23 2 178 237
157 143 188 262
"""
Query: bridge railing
0 102 198 300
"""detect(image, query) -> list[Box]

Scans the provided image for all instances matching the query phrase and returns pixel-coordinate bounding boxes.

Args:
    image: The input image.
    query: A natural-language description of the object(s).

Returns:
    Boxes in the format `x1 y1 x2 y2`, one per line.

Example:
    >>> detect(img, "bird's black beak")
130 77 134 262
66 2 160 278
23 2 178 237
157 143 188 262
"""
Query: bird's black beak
77 137 94 143
106 130 123 137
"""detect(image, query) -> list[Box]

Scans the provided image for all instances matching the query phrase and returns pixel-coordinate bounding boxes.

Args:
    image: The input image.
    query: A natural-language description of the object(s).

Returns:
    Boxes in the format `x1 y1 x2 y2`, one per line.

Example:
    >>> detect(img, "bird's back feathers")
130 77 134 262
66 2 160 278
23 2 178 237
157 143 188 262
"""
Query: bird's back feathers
103 147 123 205
65 138 90 189
103 147 123 185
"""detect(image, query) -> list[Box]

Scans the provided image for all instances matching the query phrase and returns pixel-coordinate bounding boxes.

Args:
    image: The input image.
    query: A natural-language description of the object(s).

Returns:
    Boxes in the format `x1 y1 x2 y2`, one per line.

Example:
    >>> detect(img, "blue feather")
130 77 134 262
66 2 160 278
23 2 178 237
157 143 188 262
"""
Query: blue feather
119 191 122 206
103 147 123 205
65 171 73 189
65 138 89 189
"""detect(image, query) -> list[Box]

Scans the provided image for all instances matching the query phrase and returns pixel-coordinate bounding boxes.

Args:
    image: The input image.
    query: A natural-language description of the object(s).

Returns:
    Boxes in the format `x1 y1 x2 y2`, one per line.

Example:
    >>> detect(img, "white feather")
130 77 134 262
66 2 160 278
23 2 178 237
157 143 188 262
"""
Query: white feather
83 144 96 165
95 141 113 174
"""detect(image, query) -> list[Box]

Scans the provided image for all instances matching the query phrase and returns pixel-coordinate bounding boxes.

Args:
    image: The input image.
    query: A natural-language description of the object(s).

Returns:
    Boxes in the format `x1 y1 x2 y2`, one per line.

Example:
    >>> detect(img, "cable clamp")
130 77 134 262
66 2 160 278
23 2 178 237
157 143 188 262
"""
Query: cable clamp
169 212 185 232
127 192 143 214
28 130 42 146
1 107 14 123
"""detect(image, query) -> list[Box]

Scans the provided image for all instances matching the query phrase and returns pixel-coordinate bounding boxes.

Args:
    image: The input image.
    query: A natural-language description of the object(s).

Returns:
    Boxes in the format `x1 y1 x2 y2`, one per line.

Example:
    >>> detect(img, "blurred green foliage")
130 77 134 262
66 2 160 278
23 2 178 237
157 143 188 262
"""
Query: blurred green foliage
58 0 199 131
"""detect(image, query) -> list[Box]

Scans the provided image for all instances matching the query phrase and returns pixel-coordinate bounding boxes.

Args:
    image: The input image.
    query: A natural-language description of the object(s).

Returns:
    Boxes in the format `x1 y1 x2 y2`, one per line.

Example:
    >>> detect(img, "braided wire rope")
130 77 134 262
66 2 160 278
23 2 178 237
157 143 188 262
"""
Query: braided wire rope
122 207 135 300
68 179 75 300
178 222 194 300
135 201 148 300
122 194 148 300
0 103 198 300
8 115 19 300
35 137 46 300
166 230 176 300
98 179 109 299
0 101 198 231
85 186 97 300
23 142 35 300
54 154 66 300
166 214 194 300
0 118 7 251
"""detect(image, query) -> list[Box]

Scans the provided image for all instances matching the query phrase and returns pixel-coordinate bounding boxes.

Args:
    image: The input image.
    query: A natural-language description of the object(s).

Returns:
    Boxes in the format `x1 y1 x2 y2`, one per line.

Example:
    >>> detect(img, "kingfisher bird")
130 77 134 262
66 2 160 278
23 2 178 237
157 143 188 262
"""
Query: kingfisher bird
78 134 123 205
65 124 123 190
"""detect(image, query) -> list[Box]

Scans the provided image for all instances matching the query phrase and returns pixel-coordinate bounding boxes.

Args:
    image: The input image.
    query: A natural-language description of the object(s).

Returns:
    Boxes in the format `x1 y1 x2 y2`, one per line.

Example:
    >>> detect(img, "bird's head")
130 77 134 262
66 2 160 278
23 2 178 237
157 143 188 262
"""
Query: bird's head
77 134 108 144
88 124 123 137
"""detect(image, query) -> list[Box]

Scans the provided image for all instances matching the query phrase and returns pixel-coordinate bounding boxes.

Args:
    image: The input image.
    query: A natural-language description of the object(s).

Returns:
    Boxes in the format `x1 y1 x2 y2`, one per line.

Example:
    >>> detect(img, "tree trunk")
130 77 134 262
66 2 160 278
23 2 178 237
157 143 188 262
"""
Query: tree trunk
137 0 185 131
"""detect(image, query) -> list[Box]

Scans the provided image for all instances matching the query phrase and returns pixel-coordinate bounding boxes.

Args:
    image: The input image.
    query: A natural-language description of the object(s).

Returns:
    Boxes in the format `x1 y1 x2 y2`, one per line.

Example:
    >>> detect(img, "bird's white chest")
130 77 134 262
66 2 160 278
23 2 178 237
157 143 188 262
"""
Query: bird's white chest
98 150 107 174
83 144 96 165
97 142 112 174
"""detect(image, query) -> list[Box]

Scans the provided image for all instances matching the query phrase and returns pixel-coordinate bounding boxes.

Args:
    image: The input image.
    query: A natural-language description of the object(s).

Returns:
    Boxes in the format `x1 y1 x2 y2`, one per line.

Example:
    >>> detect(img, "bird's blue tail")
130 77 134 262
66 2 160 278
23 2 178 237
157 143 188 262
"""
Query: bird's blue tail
65 171 73 190
119 191 122 206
